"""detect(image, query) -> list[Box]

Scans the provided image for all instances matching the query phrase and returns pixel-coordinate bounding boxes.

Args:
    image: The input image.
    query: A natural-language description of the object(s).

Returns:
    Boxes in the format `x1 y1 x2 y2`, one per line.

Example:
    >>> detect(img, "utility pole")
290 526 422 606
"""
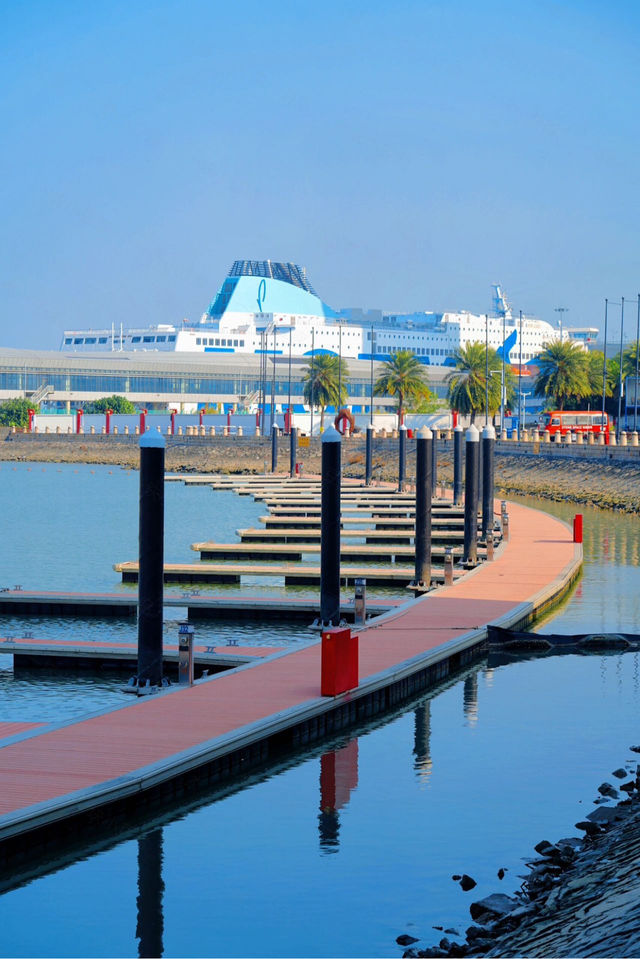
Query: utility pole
554 307 569 342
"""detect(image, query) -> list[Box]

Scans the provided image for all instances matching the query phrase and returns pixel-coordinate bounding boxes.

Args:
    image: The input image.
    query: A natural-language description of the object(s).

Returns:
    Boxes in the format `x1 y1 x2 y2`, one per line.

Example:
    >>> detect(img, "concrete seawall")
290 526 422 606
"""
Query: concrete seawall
3 431 640 511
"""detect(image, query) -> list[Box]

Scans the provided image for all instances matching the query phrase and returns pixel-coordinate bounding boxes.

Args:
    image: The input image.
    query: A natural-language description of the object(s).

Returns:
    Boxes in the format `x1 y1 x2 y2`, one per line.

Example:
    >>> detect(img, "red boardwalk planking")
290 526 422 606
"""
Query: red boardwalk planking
0 502 578 822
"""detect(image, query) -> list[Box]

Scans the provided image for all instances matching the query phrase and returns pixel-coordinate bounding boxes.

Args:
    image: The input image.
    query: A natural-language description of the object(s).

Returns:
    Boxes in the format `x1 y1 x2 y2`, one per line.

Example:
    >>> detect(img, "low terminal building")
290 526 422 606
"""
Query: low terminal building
0 347 453 415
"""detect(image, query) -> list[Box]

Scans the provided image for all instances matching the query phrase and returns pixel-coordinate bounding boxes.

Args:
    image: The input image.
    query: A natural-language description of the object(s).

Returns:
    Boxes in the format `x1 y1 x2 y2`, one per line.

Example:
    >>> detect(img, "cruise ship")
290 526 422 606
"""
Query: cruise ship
60 260 595 365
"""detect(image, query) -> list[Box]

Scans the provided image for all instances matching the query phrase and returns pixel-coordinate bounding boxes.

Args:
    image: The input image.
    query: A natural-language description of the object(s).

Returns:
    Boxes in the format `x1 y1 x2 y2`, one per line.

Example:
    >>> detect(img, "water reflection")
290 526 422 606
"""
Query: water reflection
318 740 359 854
463 673 479 726
136 828 165 959
413 702 432 782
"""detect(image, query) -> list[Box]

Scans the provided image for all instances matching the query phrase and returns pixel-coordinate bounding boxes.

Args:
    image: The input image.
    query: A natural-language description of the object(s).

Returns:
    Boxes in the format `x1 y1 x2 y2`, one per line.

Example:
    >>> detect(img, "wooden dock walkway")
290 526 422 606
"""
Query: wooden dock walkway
0 499 580 860
0 590 400 620
114 560 462 587
0 637 286 672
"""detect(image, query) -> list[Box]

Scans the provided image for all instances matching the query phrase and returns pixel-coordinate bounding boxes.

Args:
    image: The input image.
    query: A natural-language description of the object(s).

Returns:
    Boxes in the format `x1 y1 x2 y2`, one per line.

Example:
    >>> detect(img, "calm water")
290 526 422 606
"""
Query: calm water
0 467 639 957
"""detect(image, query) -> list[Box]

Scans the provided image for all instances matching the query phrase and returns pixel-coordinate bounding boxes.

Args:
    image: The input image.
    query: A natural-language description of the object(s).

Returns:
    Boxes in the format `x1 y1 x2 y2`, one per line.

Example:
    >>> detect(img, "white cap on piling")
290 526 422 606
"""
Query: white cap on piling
322 425 342 443
466 424 479 442
482 424 496 440
418 425 432 439
140 431 166 448
400 423 407 431
454 424 463 432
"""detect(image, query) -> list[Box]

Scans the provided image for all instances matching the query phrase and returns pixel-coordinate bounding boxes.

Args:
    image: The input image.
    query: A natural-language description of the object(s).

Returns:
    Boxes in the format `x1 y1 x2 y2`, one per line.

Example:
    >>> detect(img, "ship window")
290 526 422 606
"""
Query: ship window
215 339 220 345
64 338 72 345
168 336 176 342
132 336 141 343
74 338 83 344
234 339 238 346
143 336 154 343
196 338 202 345
85 337 96 344
156 336 166 342
98 337 107 344
240 340 244 347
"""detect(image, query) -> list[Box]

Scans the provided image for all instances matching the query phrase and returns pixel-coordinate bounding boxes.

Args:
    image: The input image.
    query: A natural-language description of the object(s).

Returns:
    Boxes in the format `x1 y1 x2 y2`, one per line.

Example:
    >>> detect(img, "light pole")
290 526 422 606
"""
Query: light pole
618 297 625 438
370 325 375 425
601 298 608 431
520 391 531 431
484 313 489 426
287 326 292 434
338 322 342 412
517 310 523 437
490 369 503 428
635 294 640 432
554 307 569 342
310 328 315 437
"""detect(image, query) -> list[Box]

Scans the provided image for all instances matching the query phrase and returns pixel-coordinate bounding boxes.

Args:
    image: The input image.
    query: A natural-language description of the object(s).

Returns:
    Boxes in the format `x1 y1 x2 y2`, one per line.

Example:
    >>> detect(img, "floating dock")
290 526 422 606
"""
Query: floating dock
0 498 581 863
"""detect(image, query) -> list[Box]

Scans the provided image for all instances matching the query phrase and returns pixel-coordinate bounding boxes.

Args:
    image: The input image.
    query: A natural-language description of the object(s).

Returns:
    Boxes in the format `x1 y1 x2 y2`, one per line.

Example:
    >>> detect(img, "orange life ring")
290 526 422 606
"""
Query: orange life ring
334 408 355 435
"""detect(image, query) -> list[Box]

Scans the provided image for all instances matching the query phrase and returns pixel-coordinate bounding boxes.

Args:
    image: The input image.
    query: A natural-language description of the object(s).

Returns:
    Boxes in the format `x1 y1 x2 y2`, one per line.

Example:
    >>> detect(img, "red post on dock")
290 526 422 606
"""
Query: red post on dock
226 410 232 431
27 408 35 432
573 514 583 543
321 627 358 696
140 409 147 434
170 409 177 435
105 409 113 434
75 409 83 434
199 410 204 428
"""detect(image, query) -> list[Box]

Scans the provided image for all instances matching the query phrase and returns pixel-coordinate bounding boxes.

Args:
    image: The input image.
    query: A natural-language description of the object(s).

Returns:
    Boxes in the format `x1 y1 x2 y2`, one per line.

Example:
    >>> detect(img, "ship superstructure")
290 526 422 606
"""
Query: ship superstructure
61 261 593 364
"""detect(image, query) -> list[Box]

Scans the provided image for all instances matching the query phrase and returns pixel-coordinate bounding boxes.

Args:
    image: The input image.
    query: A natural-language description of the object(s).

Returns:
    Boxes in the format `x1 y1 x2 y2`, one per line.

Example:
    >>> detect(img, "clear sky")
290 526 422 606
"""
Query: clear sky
1 0 638 349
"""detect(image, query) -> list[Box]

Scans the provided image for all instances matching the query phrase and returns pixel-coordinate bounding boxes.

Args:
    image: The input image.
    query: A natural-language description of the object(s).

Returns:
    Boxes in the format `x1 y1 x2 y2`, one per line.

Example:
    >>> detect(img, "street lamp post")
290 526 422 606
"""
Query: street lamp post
490 369 503 428
485 313 489 426
517 310 523 438
618 297 625 438
370 325 375 425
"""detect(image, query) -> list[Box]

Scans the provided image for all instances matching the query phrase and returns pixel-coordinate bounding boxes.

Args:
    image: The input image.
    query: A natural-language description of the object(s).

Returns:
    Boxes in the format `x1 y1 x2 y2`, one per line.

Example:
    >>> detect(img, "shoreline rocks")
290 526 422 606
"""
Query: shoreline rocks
400 758 640 958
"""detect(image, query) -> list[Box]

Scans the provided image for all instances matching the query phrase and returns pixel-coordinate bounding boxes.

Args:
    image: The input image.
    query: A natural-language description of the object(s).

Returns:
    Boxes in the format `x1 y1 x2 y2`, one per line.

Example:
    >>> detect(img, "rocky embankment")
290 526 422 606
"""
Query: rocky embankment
397 752 640 958
3 432 640 511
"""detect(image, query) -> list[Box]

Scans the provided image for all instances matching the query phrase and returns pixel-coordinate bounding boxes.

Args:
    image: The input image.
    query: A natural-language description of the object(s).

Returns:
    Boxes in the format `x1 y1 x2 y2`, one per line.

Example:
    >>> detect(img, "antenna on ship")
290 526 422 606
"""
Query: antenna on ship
492 284 512 319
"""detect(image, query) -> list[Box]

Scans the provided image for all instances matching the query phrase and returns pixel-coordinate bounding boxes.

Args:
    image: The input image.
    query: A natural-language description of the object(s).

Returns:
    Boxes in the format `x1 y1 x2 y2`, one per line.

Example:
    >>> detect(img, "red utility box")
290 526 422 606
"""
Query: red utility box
321 627 359 696
573 514 583 544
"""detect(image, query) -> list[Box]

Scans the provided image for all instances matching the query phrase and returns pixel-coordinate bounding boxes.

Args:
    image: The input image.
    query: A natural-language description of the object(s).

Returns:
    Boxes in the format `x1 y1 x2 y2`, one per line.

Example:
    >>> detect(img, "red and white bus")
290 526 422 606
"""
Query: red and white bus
540 411 609 436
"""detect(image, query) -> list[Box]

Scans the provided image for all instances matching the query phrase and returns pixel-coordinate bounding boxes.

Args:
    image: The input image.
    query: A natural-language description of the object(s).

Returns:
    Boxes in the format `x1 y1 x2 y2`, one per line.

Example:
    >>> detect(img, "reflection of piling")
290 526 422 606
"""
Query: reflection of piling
137 433 165 688
136 829 165 959
453 425 463 505
398 424 407 491
271 423 278 473
413 701 433 781
319 741 359 853
481 425 495 543
463 673 479 725
414 426 432 589
321 427 342 626
289 426 297 478
365 423 373 485
463 425 479 565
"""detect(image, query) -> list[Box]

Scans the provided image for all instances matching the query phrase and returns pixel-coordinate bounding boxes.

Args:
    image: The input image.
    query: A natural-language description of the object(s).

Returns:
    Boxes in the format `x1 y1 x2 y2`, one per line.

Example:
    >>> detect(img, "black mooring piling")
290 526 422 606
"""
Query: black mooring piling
463 425 479 565
365 423 373 485
137 432 165 687
320 426 342 626
414 425 433 589
453 425 463 505
482 424 495 543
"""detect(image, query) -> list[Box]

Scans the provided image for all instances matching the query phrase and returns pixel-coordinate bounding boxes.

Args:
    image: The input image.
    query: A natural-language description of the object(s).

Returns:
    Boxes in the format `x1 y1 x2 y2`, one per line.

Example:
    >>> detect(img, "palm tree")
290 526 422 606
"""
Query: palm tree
374 350 430 427
446 342 504 424
302 354 349 431
534 341 589 410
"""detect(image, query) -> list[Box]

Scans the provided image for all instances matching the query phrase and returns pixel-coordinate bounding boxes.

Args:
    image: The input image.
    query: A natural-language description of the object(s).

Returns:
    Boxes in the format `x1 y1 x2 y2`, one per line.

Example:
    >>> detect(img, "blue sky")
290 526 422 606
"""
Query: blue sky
1 0 638 348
